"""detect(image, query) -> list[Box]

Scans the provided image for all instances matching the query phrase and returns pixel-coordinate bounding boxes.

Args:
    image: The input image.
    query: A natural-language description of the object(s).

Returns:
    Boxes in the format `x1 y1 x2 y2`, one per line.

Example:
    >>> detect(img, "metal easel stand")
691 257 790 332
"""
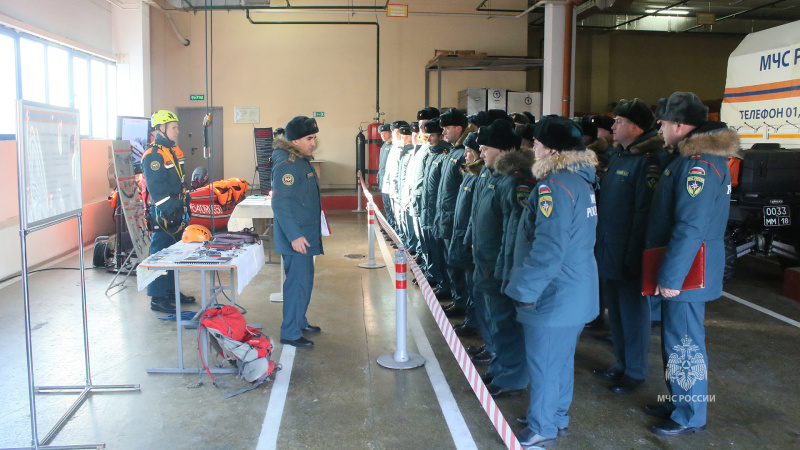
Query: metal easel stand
14 215 140 450
104 250 137 296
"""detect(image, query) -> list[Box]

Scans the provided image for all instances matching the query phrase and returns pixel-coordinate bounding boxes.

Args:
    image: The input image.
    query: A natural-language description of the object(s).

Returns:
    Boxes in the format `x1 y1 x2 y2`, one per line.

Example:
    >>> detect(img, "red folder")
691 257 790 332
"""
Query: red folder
641 244 705 296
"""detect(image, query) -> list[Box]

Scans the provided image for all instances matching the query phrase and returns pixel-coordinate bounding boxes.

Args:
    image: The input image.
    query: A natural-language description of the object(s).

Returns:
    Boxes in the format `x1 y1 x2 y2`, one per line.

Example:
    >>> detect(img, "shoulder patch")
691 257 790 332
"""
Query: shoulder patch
615 169 629 176
687 175 704 197
689 166 706 176
538 184 552 195
307 172 314 178
282 174 295 186
646 165 661 189
516 185 532 208
150 161 160 171
664 169 671 176
539 194 553 218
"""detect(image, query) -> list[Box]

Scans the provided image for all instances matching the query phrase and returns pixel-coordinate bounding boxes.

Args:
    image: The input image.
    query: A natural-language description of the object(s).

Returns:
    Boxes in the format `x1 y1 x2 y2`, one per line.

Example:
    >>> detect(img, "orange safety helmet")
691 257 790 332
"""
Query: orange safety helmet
182 224 212 243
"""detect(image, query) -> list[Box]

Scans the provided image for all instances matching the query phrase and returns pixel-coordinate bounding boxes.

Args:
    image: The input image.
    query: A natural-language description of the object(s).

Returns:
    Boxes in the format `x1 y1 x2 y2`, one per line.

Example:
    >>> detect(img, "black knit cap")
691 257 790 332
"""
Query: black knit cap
658 92 708 126
515 123 535 142
523 111 536 124
378 123 391 132
398 125 412 136
476 109 512 127
439 109 469 128
285 116 319 141
391 120 409 131
477 119 521 151
579 116 598 140
411 121 420 133
613 98 655 131
533 115 584 151
591 115 614 132
417 106 441 121
464 131 479 151
423 118 443 134
510 112 529 125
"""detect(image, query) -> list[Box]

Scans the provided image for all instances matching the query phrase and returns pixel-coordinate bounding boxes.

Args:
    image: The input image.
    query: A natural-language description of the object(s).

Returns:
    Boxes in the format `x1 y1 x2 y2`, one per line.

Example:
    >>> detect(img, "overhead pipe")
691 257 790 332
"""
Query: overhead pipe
682 0 788 32
515 1 547 19
576 0 690 30
145 0 191 46
476 0 526 13
245 10 381 119
562 0 585 117
183 0 389 11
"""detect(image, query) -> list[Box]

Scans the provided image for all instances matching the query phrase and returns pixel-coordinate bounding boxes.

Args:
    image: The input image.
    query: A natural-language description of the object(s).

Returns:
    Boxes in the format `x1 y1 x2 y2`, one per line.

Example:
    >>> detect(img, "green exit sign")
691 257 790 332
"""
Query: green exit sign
190 94 205 101
313 111 325 118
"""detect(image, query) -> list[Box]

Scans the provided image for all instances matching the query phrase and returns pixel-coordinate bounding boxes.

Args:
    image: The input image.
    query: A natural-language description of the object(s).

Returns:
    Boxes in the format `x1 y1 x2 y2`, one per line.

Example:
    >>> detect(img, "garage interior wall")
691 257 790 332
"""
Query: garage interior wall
149 8 528 189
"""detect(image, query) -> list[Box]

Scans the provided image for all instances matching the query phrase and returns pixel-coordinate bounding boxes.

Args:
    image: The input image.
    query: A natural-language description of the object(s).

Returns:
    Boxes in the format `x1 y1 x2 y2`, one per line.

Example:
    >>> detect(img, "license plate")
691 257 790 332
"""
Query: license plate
763 205 791 226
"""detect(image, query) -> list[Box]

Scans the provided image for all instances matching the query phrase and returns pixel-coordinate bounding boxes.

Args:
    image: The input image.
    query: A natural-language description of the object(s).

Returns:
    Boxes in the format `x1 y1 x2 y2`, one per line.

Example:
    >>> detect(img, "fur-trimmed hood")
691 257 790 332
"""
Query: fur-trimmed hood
463 159 485 175
587 137 610 154
454 123 479 148
273 136 307 160
628 132 665 155
678 122 740 158
494 148 535 176
533 149 599 181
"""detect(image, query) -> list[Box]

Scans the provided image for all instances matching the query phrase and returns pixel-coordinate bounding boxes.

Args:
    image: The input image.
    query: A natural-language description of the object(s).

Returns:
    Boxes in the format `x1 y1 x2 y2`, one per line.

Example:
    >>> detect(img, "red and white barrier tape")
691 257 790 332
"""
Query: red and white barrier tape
357 174 521 450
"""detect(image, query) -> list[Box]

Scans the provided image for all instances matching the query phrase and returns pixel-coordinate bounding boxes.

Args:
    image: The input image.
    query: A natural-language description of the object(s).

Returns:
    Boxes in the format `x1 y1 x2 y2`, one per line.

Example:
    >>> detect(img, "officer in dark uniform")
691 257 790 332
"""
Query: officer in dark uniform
272 116 324 348
142 109 195 313
506 115 599 447
436 109 478 316
592 99 668 395
471 119 535 396
644 92 739 436
419 118 453 298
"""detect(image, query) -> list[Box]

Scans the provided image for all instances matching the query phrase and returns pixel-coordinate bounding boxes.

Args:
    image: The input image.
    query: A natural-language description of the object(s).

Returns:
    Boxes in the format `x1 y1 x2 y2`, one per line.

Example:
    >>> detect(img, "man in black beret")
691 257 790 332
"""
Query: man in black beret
407 108 439 268
376 123 393 235
381 120 409 237
395 125 416 250
272 116 323 348
592 99 670 394
436 108 479 316
470 119 535 394
515 123 535 150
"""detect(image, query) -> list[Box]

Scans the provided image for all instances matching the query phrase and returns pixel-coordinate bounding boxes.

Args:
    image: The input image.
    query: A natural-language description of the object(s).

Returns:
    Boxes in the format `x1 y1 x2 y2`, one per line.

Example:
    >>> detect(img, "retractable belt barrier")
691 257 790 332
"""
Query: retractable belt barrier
356 172 521 450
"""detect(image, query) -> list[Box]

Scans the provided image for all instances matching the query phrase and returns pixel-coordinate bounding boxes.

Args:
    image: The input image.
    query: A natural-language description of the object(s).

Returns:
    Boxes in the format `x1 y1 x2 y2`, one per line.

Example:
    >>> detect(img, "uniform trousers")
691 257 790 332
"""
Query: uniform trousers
421 226 446 287
604 277 651 379
413 217 432 278
280 254 315 341
522 325 583 439
446 261 467 310
660 301 708 427
382 194 396 229
474 263 528 389
431 237 452 292
404 210 418 250
147 228 180 297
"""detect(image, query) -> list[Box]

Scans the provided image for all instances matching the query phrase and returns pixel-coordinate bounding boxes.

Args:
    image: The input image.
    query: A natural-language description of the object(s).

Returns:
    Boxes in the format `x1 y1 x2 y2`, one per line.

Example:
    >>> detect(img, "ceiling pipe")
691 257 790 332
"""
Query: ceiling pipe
245 10 381 118
145 0 190 45
182 0 389 11
248 9 522 19
577 0 690 30
681 0 788 32
515 1 546 19
476 0 526 13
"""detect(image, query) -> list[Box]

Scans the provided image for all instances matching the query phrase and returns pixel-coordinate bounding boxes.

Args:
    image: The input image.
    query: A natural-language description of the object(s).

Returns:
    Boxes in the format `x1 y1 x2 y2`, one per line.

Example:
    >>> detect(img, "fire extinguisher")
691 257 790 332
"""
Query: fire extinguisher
366 122 382 188
356 128 366 183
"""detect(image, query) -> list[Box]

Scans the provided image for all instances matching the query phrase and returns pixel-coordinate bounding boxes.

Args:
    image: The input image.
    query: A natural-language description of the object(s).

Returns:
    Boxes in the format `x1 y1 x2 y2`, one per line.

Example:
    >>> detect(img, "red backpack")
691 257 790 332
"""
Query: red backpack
199 305 277 398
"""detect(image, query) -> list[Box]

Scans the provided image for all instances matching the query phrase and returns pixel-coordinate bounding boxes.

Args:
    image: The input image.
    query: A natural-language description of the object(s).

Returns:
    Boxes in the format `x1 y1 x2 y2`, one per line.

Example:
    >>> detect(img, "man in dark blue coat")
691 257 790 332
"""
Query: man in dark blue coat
506 115 599 447
272 116 324 348
471 119 534 396
592 99 669 395
643 92 739 436
436 109 478 316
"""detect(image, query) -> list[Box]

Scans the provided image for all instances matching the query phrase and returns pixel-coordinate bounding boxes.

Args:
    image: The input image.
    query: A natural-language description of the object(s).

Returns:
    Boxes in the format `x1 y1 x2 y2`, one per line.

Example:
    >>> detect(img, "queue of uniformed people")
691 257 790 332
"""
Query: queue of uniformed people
377 91 735 445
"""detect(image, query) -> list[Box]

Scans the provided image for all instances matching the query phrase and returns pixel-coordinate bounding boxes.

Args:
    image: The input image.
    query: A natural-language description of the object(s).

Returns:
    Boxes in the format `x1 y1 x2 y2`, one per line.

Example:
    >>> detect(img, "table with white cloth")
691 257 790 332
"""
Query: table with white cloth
137 241 265 374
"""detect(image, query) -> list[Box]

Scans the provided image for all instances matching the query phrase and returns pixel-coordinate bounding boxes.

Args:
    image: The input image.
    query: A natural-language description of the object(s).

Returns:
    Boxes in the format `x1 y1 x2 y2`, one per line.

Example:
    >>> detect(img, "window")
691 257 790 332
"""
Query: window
0 34 16 135
0 29 117 138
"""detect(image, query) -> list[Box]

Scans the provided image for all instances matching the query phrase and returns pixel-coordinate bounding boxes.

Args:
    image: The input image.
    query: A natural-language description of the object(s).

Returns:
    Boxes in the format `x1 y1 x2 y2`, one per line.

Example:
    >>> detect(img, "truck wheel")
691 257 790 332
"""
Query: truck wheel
93 241 109 267
723 232 737 282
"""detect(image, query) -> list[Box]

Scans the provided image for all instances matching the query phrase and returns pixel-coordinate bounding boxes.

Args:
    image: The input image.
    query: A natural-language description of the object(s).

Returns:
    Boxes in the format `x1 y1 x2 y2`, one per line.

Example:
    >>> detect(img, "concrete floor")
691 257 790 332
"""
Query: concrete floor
2 211 800 449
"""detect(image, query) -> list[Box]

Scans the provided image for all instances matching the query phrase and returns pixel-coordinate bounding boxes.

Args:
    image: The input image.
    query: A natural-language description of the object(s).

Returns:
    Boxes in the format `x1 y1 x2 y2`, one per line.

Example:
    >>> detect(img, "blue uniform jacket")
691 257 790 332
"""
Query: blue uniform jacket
377 140 392 190
595 131 667 280
506 150 600 327
435 124 477 240
271 137 323 256
419 141 452 227
448 160 484 268
142 134 187 217
645 123 739 302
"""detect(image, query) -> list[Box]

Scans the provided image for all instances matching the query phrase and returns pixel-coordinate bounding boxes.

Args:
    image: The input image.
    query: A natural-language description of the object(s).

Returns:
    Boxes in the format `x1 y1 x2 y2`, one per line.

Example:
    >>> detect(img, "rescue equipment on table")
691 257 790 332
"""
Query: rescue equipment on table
199 305 279 398
187 177 249 230
182 224 213 243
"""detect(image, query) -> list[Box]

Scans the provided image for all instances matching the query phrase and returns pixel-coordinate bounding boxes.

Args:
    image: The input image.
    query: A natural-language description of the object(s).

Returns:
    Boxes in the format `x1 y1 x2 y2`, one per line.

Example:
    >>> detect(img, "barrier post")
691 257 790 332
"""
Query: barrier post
377 249 425 370
358 202 385 269
352 173 366 212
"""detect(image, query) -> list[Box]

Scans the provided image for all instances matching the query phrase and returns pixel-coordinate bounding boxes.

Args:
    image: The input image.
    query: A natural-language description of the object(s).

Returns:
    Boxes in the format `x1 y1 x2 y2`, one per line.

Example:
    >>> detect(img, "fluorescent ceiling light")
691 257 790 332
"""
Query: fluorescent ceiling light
645 9 691 15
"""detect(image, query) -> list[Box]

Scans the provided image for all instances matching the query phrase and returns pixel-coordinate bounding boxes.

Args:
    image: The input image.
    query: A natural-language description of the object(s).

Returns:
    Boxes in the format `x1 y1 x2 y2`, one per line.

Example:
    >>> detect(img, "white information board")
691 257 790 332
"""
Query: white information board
16 101 82 229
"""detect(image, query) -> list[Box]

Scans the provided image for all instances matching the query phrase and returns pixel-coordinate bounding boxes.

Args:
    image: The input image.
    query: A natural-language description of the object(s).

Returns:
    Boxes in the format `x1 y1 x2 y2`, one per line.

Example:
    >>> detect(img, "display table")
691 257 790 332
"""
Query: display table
137 241 265 374
227 195 272 232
